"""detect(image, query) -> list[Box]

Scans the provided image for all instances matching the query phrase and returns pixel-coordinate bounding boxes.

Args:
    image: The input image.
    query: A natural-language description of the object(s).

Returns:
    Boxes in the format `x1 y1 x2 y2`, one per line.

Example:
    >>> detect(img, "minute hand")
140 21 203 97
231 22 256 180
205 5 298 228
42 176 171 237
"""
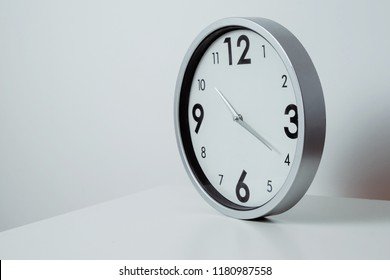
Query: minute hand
214 87 280 154
236 117 280 154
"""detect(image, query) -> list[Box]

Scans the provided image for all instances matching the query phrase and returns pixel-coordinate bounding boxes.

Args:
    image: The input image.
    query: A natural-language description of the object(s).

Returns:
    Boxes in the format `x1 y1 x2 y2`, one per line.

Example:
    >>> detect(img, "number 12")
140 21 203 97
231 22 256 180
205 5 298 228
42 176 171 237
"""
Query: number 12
223 35 252 65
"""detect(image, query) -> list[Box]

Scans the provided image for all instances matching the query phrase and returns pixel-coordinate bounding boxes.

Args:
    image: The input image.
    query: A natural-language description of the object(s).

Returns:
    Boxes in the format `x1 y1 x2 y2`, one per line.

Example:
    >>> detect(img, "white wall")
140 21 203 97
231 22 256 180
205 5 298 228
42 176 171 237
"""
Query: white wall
1 0 389 231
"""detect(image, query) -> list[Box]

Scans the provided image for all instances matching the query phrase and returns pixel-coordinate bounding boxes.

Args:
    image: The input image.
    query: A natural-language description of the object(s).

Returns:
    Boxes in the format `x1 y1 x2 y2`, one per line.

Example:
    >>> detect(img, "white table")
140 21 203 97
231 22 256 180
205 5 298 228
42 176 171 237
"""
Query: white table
0 184 389 259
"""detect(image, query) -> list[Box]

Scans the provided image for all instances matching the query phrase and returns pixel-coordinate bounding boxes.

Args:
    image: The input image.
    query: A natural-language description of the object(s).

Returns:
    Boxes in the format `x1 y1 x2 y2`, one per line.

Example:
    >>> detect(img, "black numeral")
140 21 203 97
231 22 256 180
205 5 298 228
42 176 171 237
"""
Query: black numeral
201 146 206 158
223 37 233 65
236 170 250 203
237 35 251 64
262 44 266 58
212 52 219 64
267 180 273 193
282 75 288 88
218 174 224 185
197 79 206 91
284 104 298 139
223 35 252 66
192 103 204 134
284 154 291 166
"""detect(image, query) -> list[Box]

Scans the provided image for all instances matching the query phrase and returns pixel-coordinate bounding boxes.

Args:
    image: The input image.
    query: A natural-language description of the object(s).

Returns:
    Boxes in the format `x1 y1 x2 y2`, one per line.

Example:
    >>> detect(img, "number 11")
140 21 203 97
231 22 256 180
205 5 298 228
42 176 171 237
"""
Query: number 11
212 52 219 64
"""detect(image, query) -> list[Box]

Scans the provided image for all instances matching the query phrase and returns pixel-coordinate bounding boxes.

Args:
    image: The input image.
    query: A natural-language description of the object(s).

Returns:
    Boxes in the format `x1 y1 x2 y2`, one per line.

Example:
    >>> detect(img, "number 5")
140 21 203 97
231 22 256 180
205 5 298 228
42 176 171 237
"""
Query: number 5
267 180 272 193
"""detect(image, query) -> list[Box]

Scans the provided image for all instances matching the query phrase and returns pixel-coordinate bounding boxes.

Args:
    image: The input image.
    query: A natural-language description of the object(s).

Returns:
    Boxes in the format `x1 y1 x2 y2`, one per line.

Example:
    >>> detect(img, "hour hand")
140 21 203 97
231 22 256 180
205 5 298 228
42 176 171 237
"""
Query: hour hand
214 87 280 154
214 87 242 121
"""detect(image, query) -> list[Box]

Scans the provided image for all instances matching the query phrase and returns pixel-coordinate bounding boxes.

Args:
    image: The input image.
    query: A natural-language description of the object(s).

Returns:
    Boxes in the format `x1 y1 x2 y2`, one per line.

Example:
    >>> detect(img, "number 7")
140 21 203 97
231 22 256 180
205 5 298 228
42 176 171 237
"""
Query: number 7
218 174 224 185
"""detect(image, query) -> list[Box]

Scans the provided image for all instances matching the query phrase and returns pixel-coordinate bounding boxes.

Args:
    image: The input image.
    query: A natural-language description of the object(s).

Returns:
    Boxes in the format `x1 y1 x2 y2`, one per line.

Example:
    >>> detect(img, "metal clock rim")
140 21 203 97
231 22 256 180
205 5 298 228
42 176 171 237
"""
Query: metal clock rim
174 17 326 219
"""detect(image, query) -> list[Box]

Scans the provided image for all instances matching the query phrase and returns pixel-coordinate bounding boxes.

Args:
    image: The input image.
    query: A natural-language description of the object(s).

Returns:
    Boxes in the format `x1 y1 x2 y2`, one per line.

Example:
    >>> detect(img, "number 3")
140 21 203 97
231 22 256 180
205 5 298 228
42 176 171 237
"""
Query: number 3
284 104 298 139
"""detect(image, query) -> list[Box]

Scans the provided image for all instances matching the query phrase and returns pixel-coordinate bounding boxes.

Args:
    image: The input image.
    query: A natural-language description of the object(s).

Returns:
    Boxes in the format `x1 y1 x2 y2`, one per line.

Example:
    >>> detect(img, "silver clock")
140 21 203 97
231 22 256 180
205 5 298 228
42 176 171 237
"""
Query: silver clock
174 17 326 219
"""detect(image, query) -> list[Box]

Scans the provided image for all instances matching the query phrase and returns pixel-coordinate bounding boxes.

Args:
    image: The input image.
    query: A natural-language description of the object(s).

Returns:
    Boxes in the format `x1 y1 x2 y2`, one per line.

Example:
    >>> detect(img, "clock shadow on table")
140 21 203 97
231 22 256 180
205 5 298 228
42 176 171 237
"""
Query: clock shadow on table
247 195 390 225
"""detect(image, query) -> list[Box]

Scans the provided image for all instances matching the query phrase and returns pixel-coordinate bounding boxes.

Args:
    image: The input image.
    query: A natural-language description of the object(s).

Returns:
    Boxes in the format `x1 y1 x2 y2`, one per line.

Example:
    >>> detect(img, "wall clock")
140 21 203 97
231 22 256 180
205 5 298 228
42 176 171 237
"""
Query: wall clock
174 17 326 219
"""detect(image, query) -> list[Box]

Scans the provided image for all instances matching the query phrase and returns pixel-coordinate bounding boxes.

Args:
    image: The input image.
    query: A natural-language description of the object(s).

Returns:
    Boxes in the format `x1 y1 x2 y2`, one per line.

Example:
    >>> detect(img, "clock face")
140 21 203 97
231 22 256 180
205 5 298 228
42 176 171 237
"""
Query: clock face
176 18 325 219
180 28 300 209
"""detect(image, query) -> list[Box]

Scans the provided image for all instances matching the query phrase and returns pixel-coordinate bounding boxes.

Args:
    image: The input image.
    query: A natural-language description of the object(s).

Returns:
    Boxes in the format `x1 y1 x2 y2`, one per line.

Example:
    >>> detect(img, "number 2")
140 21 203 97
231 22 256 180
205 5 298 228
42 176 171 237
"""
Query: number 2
282 75 288 88
237 35 251 64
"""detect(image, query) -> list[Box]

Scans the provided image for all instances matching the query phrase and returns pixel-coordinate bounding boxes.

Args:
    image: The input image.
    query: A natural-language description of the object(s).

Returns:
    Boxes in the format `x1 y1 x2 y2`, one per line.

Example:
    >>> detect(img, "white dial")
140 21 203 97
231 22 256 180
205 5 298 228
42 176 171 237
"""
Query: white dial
188 29 297 207
175 18 325 219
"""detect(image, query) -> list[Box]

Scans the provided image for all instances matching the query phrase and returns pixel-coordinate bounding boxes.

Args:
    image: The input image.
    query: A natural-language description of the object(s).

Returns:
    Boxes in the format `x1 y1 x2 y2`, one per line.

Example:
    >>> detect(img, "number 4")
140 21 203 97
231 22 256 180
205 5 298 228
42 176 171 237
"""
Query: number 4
284 154 290 166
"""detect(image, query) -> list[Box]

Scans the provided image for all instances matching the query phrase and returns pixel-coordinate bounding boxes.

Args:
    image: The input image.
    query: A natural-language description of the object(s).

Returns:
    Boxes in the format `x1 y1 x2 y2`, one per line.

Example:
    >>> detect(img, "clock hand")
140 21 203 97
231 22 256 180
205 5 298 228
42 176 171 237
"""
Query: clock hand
214 87 280 154
236 117 280 154
214 87 242 121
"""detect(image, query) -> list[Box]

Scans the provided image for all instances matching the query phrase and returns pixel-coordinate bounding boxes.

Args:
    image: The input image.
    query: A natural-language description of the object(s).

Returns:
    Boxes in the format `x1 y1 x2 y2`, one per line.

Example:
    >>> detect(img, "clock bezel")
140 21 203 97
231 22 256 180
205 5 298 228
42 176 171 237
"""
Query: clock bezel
174 17 326 219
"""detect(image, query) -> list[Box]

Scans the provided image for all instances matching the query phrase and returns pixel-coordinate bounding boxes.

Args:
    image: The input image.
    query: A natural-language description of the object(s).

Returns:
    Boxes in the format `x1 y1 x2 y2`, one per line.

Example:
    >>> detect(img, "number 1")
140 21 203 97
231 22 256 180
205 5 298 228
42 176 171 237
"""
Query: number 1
223 37 233 65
